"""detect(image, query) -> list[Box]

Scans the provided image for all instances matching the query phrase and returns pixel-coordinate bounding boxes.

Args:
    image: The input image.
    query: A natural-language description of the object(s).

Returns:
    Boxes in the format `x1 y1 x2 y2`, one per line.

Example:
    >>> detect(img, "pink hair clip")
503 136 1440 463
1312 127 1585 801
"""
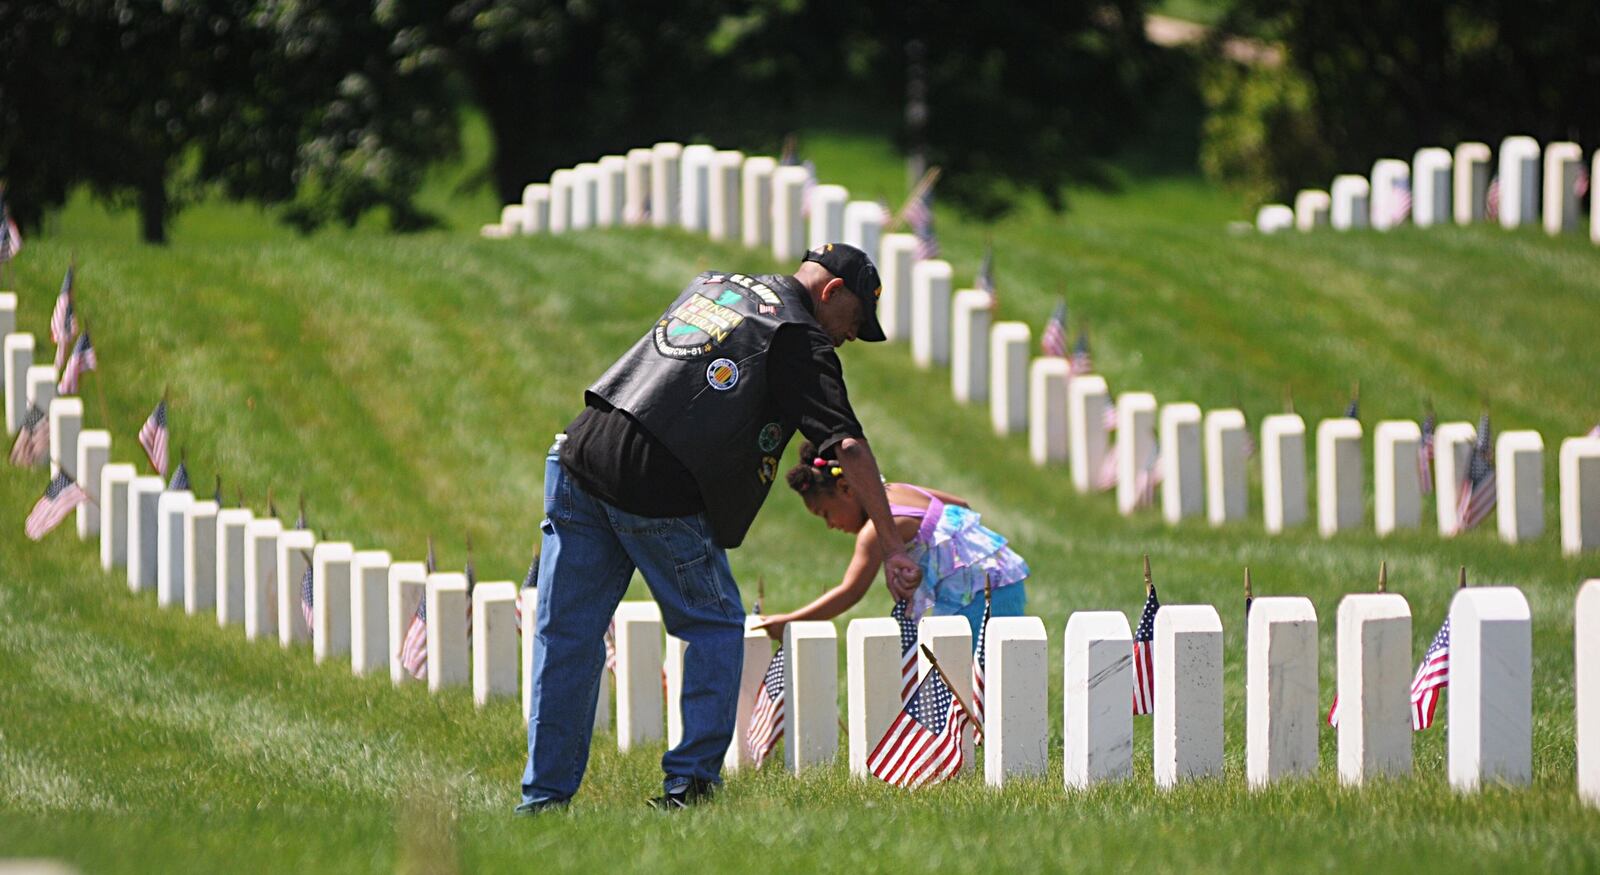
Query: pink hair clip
813 457 828 468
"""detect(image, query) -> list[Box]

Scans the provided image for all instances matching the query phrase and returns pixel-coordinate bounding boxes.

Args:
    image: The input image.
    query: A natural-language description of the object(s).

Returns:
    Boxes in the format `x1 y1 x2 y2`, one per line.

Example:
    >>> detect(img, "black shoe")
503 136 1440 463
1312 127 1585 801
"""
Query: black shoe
647 777 717 810
513 797 570 816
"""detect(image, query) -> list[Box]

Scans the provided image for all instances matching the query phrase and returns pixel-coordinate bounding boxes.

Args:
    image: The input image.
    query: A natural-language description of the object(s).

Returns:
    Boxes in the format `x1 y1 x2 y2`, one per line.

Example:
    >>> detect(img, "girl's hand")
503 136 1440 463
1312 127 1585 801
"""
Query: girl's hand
752 613 789 641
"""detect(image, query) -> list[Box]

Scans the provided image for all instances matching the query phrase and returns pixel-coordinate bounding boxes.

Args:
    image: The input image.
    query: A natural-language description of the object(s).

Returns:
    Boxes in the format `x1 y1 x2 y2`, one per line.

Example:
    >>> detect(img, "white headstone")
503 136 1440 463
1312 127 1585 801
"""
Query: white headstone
590 156 624 228
1370 158 1411 231
1293 190 1330 231
664 633 688 747
1374 419 1422 536
1069 375 1110 495
740 156 776 248
243 517 282 640
520 588 538 725
919 615 974 771
1160 402 1203 523
499 204 526 234
521 183 550 234
1256 204 1294 234
1577 580 1600 808
984 616 1049 787
650 142 683 228
471 581 520 706
1116 392 1158 516
807 184 848 249
770 165 809 261
724 623 773 772
183 500 218 616
784 620 838 773
1063 611 1133 788
623 148 653 226
312 541 354 664
548 168 573 234
613 601 664 751
1246 596 1318 787
127 477 165 593
24 366 56 452
48 397 81 480
910 259 952 368
1542 142 1583 235
1496 430 1543 544
1561 436 1600 555
847 617 903 777
425 572 469 691
1497 135 1541 229
843 201 884 258
0 293 12 339
1028 358 1070 466
1316 418 1364 537
679 145 715 232
99 463 136 571
1454 142 1491 225
275 529 316 646
1153 604 1224 787
950 290 992 405
350 550 391 676
1448 586 1532 791
1203 409 1248 525
76 429 110 538
1434 421 1477 535
1336 592 1412 785
990 322 1031 437
707 150 744 242
570 162 599 230
1412 147 1452 227
1593 152 1600 245
878 233 917 342
1330 175 1371 230
3 332 33 434
388 561 428 685
155 490 193 608
214 508 251 628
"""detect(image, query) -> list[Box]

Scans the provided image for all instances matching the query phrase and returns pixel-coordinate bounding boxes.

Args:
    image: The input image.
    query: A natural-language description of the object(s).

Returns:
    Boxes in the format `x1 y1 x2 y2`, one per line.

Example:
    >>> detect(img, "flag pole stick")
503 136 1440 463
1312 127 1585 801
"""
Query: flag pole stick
883 166 942 235
1143 553 1153 596
918 643 976 723
74 309 117 439
1458 565 1467 588
1377 560 1387 593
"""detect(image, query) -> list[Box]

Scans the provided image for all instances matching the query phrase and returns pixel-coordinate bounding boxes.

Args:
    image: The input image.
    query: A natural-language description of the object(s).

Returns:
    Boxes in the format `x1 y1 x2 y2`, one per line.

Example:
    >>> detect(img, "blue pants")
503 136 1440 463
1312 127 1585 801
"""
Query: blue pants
934 580 1028 644
521 446 745 804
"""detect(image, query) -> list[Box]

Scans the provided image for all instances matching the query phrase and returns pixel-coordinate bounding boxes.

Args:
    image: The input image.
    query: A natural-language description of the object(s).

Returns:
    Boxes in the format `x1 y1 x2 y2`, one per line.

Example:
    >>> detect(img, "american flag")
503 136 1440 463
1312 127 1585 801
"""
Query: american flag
1343 392 1360 420
168 459 190 491
1576 167 1591 201
293 498 308 531
1410 612 1451 730
1327 693 1339 728
971 587 991 745
1389 177 1413 225
892 599 919 704
57 331 97 395
1239 406 1258 459
25 471 88 540
1041 299 1068 358
0 189 21 262
1455 412 1496 532
746 646 785 768
51 264 76 371
399 594 428 679
9 404 48 467
1485 175 1500 221
299 557 316 634
1135 442 1163 508
976 244 996 311
1590 424 1600 439
1132 584 1160 716
1418 408 1437 495
139 399 169 475
1070 330 1092 376
1095 438 1119 492
904 188 939 260
603 619 618 674
865 663 972 790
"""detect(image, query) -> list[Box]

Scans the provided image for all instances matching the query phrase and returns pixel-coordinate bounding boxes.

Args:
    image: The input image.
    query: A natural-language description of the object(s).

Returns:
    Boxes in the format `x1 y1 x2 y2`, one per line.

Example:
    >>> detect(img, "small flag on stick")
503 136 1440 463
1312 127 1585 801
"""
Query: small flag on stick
138 397 169 476
892 598 919 705
25 471 89 540
1132 555 1159 716
747 646 786 768
971 575 992 744
866 644 973 789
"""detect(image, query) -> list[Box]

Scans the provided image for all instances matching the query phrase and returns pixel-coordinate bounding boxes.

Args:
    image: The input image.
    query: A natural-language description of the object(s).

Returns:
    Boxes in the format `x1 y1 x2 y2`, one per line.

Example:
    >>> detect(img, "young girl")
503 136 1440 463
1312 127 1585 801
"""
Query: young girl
756 441 1028 642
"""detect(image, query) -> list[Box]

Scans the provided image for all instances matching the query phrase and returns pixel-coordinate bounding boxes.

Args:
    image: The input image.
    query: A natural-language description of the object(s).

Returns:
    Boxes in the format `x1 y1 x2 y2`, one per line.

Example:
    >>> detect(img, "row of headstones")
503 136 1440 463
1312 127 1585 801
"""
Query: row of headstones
588 583 1600 804
1255 136 1598 240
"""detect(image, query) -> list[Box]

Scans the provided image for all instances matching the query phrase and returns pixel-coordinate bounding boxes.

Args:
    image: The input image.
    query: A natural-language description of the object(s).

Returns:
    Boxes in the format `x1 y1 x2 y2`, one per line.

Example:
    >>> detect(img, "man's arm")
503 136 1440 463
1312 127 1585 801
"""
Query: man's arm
836 436 922 599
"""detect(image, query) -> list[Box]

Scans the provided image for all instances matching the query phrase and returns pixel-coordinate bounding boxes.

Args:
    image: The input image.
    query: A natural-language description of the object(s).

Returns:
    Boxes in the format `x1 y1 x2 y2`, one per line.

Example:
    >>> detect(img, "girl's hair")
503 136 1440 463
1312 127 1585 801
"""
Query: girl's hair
785 440 845 496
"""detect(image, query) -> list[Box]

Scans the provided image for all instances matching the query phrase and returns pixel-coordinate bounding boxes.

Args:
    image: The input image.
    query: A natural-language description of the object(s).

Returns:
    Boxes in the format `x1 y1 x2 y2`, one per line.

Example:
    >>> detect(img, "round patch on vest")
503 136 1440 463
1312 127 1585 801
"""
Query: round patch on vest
706 358 739 391
758 422 783 453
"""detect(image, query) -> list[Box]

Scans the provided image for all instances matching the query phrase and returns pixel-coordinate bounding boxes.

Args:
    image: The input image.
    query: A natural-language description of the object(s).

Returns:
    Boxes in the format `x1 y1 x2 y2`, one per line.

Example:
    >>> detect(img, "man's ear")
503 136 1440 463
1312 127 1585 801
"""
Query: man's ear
819 276 846 302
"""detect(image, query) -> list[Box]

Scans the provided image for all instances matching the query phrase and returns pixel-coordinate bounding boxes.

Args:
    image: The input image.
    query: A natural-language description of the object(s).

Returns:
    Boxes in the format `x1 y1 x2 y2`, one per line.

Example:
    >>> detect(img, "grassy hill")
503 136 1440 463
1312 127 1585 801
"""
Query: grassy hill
2 125 1599 872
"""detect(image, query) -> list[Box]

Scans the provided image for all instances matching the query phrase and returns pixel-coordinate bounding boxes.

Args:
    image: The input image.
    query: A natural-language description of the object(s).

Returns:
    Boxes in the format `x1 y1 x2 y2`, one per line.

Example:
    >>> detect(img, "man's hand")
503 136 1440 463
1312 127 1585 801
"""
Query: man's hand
883 550 922 601
750 614 788 642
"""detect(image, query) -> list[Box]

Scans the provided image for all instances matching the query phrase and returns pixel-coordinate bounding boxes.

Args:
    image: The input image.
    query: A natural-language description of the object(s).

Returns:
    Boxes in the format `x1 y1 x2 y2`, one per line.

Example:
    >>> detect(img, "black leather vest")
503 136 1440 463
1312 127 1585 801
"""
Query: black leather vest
587 272 817 547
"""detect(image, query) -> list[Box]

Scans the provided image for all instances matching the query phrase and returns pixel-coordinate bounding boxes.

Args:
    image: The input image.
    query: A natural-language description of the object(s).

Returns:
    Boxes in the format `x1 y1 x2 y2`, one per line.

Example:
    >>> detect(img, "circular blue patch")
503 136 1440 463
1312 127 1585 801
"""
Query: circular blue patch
706 358 739 391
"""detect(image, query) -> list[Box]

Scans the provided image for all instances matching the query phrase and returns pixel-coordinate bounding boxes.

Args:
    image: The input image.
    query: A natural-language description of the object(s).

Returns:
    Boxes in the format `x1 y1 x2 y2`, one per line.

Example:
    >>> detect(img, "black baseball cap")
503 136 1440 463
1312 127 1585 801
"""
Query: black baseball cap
802 243 886 342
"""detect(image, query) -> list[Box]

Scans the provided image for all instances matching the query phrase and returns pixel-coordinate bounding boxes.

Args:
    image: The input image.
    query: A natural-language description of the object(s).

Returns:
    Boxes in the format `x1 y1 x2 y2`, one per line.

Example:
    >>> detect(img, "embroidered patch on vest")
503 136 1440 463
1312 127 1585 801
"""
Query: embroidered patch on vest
654 293 746 359
706 358 739 391
758 422 783 453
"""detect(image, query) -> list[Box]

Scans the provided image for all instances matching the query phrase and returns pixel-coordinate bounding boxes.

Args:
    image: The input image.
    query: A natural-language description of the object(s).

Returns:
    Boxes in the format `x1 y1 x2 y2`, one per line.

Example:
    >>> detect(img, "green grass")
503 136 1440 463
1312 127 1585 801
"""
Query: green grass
2 126 1599 873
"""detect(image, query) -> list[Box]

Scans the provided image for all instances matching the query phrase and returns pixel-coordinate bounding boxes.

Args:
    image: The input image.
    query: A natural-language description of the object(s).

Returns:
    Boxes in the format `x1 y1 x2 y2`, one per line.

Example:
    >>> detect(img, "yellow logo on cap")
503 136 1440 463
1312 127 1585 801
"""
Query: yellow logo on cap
873 286 882 298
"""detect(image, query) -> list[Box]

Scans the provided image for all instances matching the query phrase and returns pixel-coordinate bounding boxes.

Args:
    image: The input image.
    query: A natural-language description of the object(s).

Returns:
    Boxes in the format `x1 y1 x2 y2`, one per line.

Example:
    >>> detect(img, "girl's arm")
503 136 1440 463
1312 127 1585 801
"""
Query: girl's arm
755 525 886 640
922 485 970 508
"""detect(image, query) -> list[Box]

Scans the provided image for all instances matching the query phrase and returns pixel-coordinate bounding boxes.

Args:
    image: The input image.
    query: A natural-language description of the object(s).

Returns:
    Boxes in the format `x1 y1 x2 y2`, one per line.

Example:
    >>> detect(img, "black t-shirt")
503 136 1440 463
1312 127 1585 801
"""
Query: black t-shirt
561 274 864 519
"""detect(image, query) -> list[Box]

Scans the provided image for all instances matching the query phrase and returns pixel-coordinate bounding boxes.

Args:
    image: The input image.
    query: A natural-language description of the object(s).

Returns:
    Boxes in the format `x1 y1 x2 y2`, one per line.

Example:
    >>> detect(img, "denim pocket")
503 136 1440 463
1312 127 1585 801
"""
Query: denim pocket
667 518 719 608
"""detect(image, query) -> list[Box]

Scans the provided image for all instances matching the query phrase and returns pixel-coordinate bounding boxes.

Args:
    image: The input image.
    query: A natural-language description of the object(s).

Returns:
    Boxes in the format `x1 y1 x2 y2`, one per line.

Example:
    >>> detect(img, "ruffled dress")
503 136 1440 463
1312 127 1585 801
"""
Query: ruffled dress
889 485 1029 620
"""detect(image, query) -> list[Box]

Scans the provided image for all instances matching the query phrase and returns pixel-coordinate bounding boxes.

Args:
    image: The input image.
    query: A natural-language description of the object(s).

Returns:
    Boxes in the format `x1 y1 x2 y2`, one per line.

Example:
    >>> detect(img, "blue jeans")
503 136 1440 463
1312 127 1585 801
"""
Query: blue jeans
521 445 745 804
934 580 1028 645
